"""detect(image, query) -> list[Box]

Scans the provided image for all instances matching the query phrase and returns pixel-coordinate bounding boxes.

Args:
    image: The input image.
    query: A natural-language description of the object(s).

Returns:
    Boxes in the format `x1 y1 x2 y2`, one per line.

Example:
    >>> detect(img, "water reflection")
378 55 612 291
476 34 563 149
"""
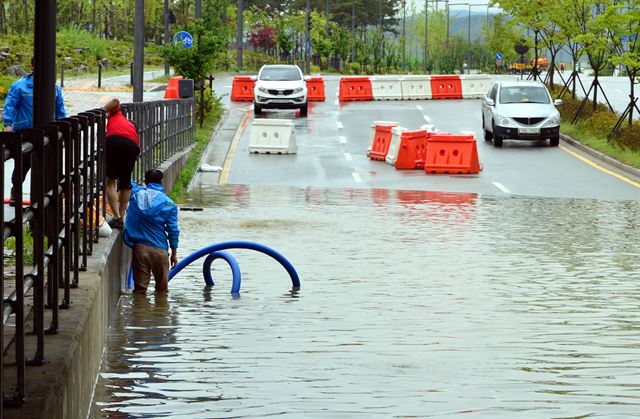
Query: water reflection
91 185 640 418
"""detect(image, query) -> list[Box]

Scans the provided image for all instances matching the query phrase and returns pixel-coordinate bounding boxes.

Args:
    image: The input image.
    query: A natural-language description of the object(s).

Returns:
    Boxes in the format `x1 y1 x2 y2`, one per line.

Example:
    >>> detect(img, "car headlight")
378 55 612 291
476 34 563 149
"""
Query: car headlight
542 114 560 127
496 115 515 127
257 87 268 93
293 87 304 94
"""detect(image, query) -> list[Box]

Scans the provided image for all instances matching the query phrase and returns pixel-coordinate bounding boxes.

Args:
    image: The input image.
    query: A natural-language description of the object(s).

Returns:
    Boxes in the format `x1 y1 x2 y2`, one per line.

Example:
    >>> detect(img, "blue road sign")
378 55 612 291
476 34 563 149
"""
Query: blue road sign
173 31 194 49
496 52 503 61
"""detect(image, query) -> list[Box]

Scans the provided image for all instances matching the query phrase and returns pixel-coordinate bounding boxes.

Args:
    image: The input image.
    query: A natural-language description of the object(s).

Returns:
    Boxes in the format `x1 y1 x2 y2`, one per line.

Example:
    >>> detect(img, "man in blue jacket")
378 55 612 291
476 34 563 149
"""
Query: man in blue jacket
124 169 179 294
3 58 66 205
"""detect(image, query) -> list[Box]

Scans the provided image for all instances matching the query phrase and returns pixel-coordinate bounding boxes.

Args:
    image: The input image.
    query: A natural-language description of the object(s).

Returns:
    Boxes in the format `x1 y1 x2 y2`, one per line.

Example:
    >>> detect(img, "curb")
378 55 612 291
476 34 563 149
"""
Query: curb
560 133 640 180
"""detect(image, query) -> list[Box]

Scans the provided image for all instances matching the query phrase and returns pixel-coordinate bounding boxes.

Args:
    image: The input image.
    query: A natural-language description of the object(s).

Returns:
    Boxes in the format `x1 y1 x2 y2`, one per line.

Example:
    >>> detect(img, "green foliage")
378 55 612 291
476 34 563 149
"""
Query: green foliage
169 96 224 203
615 125 640 154
0 75 18 101
166 22 226 82
196 87 215 117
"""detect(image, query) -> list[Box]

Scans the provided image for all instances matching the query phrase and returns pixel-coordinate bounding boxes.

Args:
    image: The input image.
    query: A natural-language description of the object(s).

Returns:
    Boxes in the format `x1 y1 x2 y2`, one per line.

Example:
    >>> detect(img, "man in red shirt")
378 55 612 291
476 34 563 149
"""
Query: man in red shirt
103 98 140 229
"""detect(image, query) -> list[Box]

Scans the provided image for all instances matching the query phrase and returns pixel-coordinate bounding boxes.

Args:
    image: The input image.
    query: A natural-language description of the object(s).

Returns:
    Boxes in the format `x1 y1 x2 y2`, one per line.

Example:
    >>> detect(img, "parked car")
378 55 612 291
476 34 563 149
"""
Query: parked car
481 80 563 147
252 65 308 116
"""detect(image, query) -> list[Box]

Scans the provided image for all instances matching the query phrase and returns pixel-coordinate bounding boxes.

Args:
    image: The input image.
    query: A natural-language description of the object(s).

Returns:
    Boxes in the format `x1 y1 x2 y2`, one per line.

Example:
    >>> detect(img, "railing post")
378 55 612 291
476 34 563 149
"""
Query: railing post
60 63 64 88
97 62 102 88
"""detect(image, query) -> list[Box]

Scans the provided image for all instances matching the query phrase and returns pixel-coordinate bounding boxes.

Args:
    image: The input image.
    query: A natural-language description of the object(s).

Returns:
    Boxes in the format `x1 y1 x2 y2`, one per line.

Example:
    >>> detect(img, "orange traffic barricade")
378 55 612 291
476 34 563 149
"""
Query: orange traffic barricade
164 75 183 99
230 76 255 102
430 75 463 99
369 123 396 161
394 129 429 170
339 77 373 102
306 77 326 102
424 132 480 174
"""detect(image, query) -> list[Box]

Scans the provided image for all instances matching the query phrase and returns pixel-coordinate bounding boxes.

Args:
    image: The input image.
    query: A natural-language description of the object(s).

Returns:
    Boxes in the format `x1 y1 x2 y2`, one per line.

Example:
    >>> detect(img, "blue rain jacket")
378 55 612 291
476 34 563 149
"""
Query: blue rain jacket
124 183 179 251
3 73 66 131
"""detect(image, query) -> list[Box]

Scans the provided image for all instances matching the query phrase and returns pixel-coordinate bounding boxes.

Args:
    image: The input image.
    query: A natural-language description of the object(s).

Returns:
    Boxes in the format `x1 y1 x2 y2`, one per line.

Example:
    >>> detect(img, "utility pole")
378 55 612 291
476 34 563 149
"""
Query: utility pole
467 4 471 75
306 0 311 73
326 0 330 36
351 0 355 62
164 0 169 75
237 0 244 71
195 0 201 19
424 0 428 72
402 0 406 69
133 0 144 102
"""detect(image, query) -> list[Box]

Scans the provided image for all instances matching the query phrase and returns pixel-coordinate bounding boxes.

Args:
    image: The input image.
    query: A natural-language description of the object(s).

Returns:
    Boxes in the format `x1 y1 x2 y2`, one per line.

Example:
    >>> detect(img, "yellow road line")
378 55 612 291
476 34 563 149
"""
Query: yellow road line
219 110 251 185
560 145 640 189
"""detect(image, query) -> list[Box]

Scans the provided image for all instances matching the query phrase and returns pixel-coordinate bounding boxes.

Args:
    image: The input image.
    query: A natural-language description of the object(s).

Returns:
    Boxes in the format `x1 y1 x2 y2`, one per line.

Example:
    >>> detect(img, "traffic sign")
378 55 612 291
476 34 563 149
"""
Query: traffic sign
496 53 503 61
172 31 194 49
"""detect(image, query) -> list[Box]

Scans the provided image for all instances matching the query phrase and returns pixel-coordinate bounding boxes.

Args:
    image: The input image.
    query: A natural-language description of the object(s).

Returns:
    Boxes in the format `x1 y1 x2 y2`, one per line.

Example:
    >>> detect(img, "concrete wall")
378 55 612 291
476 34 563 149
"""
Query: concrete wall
4 144 195 419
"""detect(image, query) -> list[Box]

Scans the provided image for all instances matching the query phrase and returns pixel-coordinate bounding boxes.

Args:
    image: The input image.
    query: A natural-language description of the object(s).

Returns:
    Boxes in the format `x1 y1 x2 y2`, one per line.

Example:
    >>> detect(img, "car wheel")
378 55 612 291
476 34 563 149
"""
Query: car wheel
549 136 559 147
484 128 493 141
492 122 503 148
300 103 308 117
254 103 262 115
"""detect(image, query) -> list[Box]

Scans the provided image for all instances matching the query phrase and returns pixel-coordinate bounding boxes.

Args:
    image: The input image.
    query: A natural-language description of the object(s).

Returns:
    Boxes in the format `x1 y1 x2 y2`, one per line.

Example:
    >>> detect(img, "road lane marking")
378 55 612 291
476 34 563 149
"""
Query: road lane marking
492 182 511 193
339 135 347 144
220 111 251 185
423 115 432 123
334 99 339 106
352 172 362 183
560 145 640 188
615 89 624 94
337 121 344 129
344 152 353 161
416 105 423 111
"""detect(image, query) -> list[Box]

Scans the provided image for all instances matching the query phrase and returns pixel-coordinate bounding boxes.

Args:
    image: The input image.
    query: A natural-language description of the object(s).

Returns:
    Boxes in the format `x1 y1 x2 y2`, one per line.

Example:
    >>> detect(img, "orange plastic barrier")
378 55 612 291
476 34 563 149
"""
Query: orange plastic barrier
339 77 374 102
306 77 326 102
395 129 429 170
230 76 255 102
369 124 396 161
424 133 480 174
430 75 463 99
164 76 183 99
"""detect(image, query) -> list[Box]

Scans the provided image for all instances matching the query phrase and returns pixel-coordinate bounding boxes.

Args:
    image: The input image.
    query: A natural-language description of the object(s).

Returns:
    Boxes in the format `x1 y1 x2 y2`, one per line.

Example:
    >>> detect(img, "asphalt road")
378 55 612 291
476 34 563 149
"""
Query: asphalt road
210 75 639 202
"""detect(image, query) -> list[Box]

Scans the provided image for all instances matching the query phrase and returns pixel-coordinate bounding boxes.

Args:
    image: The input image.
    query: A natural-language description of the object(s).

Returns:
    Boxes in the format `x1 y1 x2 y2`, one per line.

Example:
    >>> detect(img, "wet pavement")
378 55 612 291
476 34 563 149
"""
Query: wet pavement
90 184 640 418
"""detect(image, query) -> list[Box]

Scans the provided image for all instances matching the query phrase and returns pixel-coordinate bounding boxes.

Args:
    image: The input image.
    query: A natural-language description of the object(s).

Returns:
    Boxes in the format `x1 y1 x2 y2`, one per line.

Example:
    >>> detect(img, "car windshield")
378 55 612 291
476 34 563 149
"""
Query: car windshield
499 86 550 104
259 67 301 81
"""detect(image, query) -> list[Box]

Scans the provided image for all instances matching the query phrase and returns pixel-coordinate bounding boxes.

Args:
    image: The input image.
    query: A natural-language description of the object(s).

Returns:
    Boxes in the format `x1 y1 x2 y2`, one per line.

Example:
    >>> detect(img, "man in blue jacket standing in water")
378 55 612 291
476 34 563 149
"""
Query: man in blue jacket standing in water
124 169 179 294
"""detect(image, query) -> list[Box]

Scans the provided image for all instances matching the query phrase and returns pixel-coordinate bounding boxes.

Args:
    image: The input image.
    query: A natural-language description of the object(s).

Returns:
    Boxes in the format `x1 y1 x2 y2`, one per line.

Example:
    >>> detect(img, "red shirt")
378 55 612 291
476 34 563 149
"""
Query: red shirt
106 110 139 147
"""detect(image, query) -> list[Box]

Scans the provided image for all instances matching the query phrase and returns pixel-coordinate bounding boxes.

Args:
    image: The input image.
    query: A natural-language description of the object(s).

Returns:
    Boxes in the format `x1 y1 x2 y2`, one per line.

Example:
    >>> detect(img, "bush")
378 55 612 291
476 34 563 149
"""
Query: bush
614 124 640 152
349 62 361 75
0 74 18 101
576 110 619 138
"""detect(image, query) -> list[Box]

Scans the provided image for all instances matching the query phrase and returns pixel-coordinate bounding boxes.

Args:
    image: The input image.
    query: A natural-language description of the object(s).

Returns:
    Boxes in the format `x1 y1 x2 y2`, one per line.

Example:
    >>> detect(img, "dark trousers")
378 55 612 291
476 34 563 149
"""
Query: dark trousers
11 153 31 193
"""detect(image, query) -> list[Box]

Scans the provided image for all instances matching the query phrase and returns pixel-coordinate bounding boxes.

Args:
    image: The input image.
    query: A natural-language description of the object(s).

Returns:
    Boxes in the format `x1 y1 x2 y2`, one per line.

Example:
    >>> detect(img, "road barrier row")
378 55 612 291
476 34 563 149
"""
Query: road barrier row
340 75 490 102
230 77 327 102
368 121 481 174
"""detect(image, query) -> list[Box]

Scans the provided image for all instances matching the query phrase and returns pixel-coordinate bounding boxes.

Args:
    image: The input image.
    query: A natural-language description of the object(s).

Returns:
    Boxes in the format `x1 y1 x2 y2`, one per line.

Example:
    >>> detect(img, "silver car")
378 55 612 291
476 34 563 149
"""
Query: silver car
481 80 562 147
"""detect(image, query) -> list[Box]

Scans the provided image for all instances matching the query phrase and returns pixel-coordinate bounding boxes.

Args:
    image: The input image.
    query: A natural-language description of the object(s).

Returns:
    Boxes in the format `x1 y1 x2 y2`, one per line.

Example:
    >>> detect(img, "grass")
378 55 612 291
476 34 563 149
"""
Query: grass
148 74 172 84
169 99 225 204
4 227 34 267
561 123 640 169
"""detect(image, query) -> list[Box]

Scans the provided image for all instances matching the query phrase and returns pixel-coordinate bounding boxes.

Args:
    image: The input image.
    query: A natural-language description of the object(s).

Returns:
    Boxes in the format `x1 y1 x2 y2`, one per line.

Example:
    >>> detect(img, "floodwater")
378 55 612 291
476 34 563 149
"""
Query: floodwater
90 185 640 418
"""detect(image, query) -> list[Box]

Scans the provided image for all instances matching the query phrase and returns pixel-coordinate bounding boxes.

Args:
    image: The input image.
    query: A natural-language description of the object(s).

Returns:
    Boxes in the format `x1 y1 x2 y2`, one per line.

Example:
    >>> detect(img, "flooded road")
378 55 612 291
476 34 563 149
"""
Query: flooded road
91 185 640 418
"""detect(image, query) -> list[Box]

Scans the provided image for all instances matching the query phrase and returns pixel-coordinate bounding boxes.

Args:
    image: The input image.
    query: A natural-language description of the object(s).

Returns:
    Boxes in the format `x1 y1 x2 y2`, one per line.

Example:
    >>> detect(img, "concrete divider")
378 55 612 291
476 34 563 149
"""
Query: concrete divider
460 75 491 99
401 75 432 100
385 126 408 166
249 119 297 154
371 76 403 100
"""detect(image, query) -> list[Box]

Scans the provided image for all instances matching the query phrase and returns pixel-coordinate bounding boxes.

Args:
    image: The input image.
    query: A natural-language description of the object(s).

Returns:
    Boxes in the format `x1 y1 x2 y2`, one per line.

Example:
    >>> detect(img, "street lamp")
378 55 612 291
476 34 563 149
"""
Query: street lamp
468 4 488 74
447 3 468 71
424 0 440 73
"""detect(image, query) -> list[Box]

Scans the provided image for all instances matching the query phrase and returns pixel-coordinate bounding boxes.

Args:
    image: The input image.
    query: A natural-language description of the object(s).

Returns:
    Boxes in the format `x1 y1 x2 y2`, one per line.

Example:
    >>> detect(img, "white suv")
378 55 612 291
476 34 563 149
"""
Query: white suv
253 65 308 116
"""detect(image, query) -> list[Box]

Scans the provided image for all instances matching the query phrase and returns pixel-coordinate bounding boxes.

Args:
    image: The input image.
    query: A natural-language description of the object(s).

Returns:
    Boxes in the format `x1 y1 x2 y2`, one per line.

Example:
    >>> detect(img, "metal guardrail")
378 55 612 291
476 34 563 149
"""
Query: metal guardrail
0 97 196 414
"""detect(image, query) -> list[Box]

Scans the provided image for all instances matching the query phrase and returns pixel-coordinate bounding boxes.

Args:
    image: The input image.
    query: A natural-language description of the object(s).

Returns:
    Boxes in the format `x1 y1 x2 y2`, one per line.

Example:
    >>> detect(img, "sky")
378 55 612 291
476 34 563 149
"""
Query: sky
407 0 501 12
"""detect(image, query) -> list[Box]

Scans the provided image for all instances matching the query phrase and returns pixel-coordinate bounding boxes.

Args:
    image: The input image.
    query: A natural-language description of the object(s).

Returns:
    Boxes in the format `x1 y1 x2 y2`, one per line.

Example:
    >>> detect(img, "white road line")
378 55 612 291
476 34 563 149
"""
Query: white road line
416 105 423 111
337 121 344 129
344 152 353 161
492 182 511 194
352 172 362 183
423 115 432 123
339 135 347 144
334 99 339 106
615 89 625 94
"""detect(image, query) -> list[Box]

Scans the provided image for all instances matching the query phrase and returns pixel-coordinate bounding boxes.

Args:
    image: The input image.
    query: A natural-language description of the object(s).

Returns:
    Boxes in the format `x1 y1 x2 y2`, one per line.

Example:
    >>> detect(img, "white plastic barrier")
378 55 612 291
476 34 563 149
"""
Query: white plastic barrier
401 75 432 100
385 126 407 166
420 124 437 132
249 119 297 154
371 76 403 100
368 120 399 156
460 75 491 99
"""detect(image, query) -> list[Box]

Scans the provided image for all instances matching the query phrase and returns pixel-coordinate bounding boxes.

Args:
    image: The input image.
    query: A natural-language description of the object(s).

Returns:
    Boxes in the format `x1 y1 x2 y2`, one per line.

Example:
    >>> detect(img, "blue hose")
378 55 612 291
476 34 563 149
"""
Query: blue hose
127 241 300 294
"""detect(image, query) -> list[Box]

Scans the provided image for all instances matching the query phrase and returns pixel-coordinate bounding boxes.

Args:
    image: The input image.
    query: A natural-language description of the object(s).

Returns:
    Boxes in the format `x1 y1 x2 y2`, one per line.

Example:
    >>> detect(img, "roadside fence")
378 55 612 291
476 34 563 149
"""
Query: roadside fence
0 96 195 415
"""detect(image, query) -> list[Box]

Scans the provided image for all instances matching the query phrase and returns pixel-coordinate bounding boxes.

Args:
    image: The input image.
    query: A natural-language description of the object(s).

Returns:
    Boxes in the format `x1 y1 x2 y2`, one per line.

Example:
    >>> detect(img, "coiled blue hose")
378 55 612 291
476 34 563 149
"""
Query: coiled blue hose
127 241 300 295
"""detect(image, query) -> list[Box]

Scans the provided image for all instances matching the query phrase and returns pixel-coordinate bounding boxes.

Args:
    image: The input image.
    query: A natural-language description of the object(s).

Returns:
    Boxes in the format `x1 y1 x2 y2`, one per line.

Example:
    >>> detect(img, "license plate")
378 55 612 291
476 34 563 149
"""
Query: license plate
271 99 290 103
519 127 540 135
